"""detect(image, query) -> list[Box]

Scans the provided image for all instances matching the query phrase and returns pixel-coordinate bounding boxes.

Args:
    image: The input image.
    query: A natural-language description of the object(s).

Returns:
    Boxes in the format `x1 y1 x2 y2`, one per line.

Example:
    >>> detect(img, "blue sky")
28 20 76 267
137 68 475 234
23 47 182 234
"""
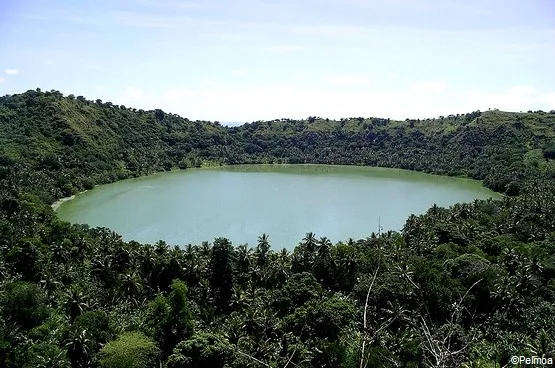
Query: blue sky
1 0 554 122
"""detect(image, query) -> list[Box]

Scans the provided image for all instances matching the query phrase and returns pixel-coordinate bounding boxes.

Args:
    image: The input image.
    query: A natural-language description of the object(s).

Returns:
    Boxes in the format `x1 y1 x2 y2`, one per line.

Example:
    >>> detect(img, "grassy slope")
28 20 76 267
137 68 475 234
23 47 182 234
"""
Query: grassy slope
1 89 555 200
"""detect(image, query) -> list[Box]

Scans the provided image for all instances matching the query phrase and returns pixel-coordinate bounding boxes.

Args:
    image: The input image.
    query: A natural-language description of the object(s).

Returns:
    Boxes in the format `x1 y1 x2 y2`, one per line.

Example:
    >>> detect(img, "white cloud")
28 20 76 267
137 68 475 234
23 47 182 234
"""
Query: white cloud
411 79 447 93
538 93 555 107
457 86 554 113
263 45 304 53
43 60 55 66
289 24 377 37
199 79 216 86
494 43 545 52
5 69 19 75
326 74 367 86
110 87 150 108
507 85 536 94
213 34 262 41
113 11 184 29
105 83 555 123
108 85 408 121
66 10 201 30
132 0 201 8
176 2 201 8
123 87 146 99
231 69 246 76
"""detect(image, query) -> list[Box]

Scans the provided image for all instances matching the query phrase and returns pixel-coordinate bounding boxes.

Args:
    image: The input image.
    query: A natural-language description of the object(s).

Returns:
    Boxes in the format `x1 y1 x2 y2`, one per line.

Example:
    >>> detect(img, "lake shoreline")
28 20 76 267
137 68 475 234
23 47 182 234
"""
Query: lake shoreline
51 190 88 211
54 165 501 248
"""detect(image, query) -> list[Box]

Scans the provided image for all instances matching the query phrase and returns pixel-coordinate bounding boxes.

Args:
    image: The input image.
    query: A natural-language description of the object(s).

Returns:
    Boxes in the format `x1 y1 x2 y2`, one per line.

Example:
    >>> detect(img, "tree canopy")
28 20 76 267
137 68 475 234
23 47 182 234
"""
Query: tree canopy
1 90 555 367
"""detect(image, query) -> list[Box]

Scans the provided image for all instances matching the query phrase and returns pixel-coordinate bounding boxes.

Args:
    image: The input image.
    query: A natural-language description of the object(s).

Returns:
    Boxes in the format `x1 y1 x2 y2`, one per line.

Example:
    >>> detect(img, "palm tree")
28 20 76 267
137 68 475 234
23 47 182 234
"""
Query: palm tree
50 241 69 264
461 359 491 368
230 286 248 312
526 256 544 278
264 250 291 289
201 241 211 258
257 233 271 253
65 329 93 368
526 329 555 358
154 240 169 257
0 262 9 280
137 246 157 290
113 244 132 273
302 232 317 254
34 350 71 368
314 237 332 285
236 244 253 270
500 247 520 275
256 233 271 267
224 315 248 344
235 244 253 289
91 254 115 287
279 248 290 261
63 288 89 322
292 232 318 273
183 244 195 261
38 269 62 295
514 266 533 294
316 237 332 257
119 270 144 301
182 244 201 287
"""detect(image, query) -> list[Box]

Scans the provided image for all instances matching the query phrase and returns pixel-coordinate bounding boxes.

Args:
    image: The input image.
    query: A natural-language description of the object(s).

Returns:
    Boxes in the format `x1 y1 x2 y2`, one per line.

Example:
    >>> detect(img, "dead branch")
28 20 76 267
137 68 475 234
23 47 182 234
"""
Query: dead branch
360 258 381 368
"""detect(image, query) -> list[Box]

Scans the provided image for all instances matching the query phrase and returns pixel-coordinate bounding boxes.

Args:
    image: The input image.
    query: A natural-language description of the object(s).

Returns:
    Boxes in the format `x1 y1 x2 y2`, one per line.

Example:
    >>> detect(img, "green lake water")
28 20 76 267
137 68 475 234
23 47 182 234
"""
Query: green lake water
56 165 502 250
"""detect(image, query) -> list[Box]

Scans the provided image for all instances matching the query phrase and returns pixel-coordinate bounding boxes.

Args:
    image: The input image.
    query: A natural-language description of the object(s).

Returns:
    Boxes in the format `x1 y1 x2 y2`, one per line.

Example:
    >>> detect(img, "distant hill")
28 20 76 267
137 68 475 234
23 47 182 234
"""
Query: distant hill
1 89 555 203
2 88 555 368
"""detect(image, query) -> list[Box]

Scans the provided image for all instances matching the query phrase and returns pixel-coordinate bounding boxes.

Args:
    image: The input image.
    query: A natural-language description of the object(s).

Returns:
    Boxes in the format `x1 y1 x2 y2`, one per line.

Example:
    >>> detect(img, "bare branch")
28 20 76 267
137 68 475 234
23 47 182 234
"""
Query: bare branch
419 279 483 368
363 264 381 330
235 349 273 368
360 257 381 368
282 348 297 368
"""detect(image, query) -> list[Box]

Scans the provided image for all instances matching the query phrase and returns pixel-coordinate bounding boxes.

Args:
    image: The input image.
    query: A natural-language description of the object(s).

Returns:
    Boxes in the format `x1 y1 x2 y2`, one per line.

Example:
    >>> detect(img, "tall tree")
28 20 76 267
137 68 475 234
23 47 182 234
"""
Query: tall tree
209 238 234 313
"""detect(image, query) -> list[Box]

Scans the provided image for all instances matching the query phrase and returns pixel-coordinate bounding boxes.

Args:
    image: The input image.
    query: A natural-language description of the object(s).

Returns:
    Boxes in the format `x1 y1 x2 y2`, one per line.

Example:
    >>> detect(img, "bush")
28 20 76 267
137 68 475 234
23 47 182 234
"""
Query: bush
82 178 95 190
167 333 231 368
98 332 160 368
1 282 50 330
60 183 75 197
505 181 521 196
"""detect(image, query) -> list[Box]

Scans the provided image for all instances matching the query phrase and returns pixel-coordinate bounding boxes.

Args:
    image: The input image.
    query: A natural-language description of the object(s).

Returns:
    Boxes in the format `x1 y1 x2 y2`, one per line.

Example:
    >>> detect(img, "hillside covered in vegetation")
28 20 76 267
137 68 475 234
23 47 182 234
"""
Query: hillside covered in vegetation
1 89 555 367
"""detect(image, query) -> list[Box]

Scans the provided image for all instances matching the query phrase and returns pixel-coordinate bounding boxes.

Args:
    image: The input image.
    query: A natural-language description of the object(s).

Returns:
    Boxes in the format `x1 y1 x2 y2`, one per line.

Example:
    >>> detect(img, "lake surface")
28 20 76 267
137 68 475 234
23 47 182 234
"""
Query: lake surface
56 165 501 250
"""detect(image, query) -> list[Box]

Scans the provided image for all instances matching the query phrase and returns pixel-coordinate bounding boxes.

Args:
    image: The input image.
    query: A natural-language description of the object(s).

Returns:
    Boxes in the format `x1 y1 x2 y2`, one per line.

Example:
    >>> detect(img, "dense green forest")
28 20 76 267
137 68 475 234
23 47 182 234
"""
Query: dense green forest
1 89 555 367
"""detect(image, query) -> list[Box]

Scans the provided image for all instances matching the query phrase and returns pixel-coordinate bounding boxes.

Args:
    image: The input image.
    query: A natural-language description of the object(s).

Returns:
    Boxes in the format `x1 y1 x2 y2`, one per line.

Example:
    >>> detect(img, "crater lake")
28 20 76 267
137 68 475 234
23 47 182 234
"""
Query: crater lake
55 165 502 249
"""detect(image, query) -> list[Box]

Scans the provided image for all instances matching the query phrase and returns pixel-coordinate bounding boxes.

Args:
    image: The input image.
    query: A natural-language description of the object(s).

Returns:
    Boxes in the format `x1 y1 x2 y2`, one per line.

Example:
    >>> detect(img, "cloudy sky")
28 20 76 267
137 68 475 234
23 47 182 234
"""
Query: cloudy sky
1 0 554 122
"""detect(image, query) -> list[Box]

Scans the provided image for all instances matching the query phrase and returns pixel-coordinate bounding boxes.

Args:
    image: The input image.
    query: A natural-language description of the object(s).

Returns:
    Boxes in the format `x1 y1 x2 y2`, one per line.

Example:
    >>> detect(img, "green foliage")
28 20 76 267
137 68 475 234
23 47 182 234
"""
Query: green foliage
1 281 50 330
72 310 113 351
272 272 323 315
143 280 194 356
19 342 70 368
2 91 555 367
209 237 234 313
167 332 232 368
5 239 43 281
98 331 160 368
285 295 358 341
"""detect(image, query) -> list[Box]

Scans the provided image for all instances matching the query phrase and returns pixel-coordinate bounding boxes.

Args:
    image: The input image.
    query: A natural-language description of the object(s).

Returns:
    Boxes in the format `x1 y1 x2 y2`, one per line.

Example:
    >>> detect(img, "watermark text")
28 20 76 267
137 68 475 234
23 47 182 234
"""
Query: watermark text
511 356 553 365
